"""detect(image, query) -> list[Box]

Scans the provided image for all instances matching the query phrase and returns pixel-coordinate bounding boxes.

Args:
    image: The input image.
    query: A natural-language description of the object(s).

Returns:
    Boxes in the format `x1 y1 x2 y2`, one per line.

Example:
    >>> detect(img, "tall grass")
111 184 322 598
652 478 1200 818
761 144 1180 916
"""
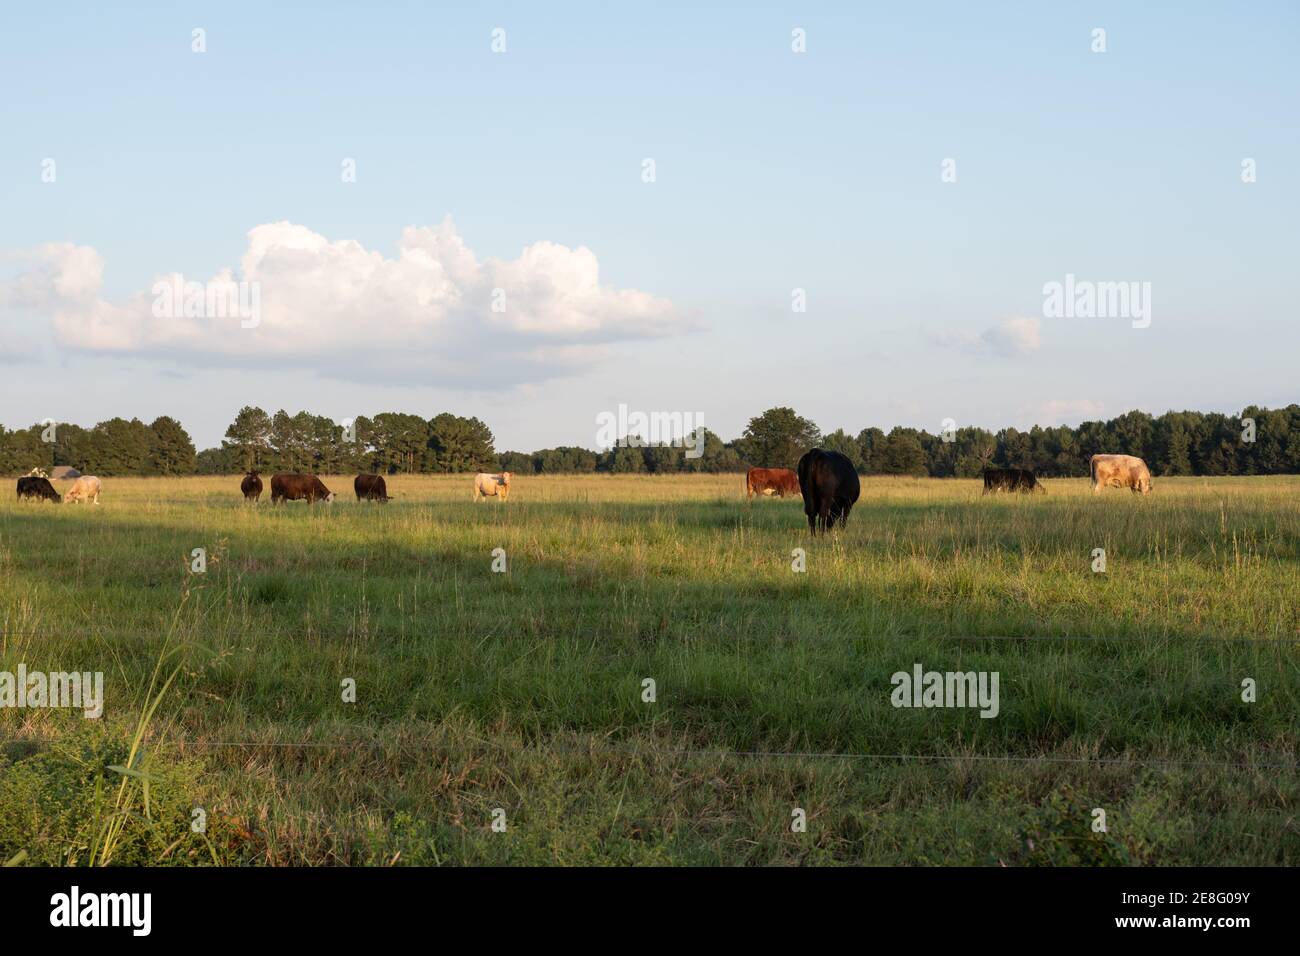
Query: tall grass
1 474 1296 864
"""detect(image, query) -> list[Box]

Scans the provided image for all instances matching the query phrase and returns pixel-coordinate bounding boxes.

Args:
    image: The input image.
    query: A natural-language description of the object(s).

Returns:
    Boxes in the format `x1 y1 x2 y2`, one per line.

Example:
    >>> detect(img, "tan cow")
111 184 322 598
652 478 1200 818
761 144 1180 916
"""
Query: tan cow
1089 455 1152 495
64 475 103 504
474 472 512 501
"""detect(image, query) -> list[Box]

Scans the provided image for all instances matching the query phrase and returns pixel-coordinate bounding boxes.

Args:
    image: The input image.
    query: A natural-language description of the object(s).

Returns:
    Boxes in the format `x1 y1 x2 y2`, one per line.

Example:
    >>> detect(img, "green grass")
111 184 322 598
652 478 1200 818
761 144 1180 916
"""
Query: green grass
1 473 1297 865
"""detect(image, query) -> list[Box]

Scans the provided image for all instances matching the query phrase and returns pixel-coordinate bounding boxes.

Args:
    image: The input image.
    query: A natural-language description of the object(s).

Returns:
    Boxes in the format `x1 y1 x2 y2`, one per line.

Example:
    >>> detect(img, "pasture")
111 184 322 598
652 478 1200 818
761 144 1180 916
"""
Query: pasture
1 473 1297 865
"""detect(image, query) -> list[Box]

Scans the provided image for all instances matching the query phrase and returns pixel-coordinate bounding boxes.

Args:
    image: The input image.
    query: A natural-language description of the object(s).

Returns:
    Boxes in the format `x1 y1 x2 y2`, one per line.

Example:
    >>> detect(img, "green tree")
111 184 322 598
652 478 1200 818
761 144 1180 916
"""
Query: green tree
196 446 241 475
429 413 496 472
679 430 746 473
84 418 153 475
856 427 886 474
821 428 863 470
606 444 647 472
738 407 821 468
147 416 197 475
222 406 273 471
877 428 928 476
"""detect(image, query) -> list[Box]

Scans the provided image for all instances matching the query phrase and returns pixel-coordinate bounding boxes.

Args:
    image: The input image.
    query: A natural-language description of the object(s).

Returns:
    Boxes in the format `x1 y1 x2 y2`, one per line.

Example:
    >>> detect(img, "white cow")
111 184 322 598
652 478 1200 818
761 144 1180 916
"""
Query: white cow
1089 454 1152 496
474 472 512 501
64 475 102 504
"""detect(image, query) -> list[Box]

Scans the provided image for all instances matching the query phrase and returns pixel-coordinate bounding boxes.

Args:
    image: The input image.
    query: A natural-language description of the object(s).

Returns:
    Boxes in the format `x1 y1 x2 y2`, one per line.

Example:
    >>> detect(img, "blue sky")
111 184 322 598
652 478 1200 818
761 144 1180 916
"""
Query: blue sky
1 1 1296 450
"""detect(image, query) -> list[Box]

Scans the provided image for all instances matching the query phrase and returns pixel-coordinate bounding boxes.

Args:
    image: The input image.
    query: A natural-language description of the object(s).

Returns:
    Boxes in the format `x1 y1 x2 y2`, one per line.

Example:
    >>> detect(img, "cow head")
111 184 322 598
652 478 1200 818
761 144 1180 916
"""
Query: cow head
325 492 336 503
500 471 512 485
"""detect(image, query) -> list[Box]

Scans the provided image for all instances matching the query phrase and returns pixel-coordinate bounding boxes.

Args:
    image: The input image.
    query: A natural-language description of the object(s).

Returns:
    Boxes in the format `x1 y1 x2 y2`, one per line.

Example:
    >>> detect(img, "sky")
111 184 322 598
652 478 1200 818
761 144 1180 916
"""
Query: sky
1 1 1296 452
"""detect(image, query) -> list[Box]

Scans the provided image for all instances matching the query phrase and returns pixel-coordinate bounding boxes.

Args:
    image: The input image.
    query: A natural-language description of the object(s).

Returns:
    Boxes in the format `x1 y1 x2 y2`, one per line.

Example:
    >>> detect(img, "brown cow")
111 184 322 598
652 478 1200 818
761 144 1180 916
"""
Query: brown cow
354 474 392 502
270 474 334 504
241 471 263 502
746 467 801 499
1089 454 1152 495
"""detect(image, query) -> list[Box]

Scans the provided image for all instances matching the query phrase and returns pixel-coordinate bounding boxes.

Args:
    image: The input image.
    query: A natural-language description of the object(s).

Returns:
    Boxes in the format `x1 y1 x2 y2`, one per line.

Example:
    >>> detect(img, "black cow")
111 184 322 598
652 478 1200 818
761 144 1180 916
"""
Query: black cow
270 474 334 504
241 471 263 502
982 468 1044 494
796 449 861 534
354 474 392 502
16 476 61 503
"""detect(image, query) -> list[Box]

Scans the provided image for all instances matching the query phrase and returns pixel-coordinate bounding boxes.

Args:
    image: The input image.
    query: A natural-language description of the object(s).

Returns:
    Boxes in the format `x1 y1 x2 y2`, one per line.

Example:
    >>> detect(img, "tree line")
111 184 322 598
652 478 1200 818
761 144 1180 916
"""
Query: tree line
2 403 1296 478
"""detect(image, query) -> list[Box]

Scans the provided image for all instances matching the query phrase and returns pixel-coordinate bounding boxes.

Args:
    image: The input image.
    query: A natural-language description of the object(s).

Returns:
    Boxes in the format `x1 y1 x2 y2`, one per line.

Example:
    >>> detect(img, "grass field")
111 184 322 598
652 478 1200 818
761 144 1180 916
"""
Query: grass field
2 473 1297 865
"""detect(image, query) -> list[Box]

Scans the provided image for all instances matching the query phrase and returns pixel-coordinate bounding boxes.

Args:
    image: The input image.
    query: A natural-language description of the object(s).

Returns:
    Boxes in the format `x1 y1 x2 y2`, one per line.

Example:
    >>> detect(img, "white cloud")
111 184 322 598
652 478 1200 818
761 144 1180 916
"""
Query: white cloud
929 316 1041 357
0 219 689 386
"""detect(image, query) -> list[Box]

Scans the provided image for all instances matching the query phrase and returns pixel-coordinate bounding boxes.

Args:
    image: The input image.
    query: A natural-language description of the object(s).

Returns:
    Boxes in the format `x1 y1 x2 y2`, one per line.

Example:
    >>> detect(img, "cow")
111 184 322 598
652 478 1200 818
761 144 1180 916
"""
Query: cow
1090 454 1152 495
354 474 392 502
474 472 512 501
26 467 49 479
17 475 61 503
270 474 335 504
982 468 1045 494
241 471 263 502
746 467 801 499
796 449 860 534
63 475 102 504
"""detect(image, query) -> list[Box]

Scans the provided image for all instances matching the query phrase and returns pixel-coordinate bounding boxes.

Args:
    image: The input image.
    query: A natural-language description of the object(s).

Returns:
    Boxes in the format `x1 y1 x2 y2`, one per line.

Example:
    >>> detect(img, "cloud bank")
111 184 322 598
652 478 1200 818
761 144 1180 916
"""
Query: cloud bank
0 219 688 386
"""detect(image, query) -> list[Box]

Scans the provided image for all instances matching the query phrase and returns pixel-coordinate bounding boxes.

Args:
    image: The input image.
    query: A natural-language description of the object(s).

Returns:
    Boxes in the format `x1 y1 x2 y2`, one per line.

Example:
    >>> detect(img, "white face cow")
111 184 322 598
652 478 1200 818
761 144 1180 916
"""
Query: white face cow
473 472 512 501
64 475 102 505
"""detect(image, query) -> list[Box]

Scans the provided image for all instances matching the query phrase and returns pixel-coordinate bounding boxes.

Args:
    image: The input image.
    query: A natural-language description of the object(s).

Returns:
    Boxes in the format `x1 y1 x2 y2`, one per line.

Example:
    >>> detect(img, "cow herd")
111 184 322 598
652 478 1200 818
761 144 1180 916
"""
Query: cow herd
746 450 1155 535
16 472 102 504
236 470 512 504
13 453 1152 528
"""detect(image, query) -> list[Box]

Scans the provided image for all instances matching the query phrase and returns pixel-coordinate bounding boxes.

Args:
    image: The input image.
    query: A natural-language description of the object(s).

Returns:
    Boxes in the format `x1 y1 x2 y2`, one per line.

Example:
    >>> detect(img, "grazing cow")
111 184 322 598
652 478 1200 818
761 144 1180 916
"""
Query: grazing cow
63 475 102 504
982 468 1045 494
354 474 392 502
746 467 801 499
796 449 860 534
240 471 263 502
474 472 512 501
1090 454 1152 495
17 476 61 503
270 474 335 504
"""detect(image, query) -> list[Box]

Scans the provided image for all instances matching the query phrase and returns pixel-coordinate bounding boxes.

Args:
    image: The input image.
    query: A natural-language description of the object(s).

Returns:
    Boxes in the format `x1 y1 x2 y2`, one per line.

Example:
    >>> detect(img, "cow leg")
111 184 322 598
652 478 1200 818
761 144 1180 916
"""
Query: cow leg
817 501 832 534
